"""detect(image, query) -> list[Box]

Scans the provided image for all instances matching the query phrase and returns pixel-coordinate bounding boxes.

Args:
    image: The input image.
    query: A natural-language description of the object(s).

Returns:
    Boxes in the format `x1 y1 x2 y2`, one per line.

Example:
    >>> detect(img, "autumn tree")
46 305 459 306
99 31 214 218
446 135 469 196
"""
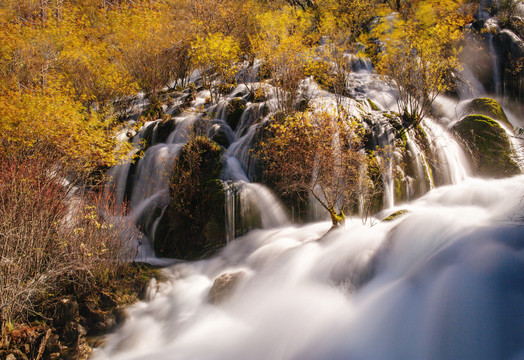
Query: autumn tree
190 32 240 104
259 110 371 226
368 0 471 126
184 0 259 56
251 7 314 114
109 2 190 97
316 0 376 43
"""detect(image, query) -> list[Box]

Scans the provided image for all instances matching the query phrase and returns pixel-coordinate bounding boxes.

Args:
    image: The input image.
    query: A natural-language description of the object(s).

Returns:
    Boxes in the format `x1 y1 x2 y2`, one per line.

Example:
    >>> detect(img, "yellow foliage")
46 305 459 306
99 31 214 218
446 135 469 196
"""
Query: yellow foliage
190 32 240 102
251 6 314 112
367 0 472 123
0 80 130 172
259 109 371 225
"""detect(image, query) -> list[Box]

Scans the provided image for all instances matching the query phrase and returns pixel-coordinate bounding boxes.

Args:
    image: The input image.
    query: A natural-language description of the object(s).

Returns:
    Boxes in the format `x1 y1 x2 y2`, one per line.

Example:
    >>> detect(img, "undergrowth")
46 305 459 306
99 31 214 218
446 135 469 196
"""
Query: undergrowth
0 146 136 330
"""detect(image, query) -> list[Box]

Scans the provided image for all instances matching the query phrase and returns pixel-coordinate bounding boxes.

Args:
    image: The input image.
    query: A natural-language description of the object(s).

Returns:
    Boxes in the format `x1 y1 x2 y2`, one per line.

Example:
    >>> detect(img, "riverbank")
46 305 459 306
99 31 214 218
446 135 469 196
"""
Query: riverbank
1 263 163 360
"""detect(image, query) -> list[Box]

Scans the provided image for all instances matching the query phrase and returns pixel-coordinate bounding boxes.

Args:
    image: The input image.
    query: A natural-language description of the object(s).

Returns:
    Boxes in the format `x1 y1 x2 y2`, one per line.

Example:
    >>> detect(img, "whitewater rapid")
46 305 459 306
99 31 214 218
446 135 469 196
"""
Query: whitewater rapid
94 175 524 360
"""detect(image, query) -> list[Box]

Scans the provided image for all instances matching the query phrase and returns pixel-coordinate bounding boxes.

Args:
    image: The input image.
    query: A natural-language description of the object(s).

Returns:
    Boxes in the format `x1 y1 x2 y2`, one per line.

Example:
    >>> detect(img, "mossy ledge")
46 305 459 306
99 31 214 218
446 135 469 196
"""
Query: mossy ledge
382 209 409 222
453 114 520 178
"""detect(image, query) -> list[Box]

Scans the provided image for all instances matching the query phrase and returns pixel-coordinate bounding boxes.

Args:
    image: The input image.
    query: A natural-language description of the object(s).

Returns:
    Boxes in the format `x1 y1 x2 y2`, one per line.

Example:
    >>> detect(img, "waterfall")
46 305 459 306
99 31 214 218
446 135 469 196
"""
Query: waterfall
488 34 502 96
224 181 290 242
93 175 524 360
421 119 470 185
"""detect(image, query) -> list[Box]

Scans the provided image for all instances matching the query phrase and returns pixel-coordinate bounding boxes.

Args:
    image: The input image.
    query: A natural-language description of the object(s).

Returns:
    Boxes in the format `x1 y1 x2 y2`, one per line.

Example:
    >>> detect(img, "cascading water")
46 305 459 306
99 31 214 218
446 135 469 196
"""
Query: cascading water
107 85 291 256
421 119 470 185
94 175 524 360
98 46 524 358
224 181 290 242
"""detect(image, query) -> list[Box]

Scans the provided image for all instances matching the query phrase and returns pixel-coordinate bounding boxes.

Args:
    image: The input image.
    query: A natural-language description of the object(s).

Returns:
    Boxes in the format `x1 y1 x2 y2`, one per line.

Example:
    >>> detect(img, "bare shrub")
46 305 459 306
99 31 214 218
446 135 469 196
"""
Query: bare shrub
0 147 135 328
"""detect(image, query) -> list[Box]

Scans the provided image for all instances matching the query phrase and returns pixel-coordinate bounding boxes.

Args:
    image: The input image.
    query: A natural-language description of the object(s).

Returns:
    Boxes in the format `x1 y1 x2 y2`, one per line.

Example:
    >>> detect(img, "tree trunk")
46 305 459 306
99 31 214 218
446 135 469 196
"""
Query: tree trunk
329 209 345 227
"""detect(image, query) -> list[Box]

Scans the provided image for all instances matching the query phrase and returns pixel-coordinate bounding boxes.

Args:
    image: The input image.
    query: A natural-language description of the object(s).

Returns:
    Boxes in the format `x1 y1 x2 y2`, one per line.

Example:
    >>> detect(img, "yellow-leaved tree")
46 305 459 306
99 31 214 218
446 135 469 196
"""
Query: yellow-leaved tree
259 110 374 227
368 0 472 125
190 32 240 104
0 80 131 173
251 6 314 114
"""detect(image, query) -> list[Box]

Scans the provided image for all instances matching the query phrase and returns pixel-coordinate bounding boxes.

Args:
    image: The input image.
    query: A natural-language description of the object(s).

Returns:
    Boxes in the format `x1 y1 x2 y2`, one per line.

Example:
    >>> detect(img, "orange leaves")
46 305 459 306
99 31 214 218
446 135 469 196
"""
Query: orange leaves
258 110 370 217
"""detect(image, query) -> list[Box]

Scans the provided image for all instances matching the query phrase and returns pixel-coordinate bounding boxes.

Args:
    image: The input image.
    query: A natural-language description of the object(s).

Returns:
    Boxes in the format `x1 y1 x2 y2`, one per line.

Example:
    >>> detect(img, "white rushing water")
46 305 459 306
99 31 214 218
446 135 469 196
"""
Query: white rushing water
94 175 524 360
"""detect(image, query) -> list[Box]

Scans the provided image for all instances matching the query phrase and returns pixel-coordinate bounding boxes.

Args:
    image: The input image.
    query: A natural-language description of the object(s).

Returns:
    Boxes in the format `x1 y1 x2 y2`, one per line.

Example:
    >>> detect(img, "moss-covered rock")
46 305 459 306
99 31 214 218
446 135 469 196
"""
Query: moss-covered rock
453 114 520 178
141 96 165 120
382 209 408 222
154 137 226 259
462 98 511 128
225 98 246 131
367 99 380 111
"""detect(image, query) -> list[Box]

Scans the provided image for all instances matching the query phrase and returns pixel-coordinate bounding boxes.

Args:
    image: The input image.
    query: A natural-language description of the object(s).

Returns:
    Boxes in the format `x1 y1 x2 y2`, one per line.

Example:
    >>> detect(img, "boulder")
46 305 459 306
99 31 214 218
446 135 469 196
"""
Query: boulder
382 209 408 222
206 120 236 149
207 271 245 304
225 98 246 131
453 115 520 178
154 137 226 259
462 97 511 128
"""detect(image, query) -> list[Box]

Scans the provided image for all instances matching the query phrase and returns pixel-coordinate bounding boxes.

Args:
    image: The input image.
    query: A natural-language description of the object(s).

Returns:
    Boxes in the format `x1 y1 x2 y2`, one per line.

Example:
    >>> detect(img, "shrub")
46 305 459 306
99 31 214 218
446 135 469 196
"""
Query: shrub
0 148 135 327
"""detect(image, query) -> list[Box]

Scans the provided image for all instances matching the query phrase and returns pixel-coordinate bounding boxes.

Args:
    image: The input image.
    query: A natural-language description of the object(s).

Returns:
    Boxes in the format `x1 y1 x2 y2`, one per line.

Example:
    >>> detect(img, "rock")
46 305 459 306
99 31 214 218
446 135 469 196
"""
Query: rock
225 98 246 131
461 97 511 127
492 29 524 101
154 137 227 259
495 29 524 58
295 97 309 112
140 119 177 149
81 300 116 334
207 272 245 304
62 322 80 345
453 115 520 178
54 297 79 328
207 120 236 149
45 332 60 354
517 2 524 18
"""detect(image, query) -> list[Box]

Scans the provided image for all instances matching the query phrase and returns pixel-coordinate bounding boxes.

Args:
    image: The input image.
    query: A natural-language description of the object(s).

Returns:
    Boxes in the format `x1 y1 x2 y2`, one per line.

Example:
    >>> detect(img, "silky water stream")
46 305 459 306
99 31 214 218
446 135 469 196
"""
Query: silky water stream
98 66 524 359
94 175 524 360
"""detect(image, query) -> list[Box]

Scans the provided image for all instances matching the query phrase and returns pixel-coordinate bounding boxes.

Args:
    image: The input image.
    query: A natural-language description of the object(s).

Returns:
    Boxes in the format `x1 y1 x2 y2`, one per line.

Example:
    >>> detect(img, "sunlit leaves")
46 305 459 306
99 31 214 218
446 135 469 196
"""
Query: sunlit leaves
190 32 240 103
368 0 472 124
259 110 370 225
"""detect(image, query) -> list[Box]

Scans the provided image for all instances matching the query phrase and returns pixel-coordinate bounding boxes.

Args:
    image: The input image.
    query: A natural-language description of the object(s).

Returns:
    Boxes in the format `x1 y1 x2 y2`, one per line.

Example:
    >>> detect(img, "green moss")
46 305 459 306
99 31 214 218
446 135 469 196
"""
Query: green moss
453 114 520 178
382 209 408 222
367 99 380 111
394 175 404 202
154 137 227 259
464 98 511 128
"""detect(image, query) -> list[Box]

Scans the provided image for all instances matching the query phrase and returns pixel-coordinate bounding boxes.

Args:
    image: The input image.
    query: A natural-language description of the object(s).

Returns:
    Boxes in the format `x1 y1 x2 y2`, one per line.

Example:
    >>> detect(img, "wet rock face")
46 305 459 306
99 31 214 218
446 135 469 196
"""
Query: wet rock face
491 29 524 101
154 137 226 259
225 98 246 131
453 114 520 178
